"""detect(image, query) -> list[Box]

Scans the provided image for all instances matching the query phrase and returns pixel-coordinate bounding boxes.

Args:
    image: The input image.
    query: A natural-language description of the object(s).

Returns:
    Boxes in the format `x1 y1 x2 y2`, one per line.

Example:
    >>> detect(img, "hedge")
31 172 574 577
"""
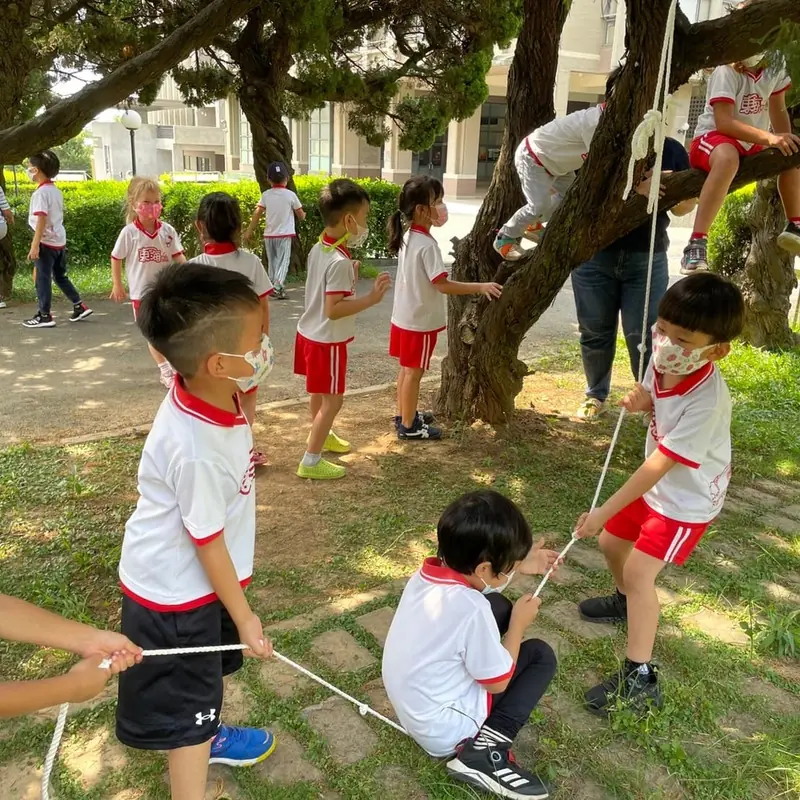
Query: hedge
707 183 756 278
2 173 401 273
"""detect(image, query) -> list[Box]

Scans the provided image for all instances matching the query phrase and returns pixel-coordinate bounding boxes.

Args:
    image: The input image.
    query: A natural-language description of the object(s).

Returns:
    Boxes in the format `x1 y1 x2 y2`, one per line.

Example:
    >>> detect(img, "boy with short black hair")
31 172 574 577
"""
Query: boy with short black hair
117 263 276 799
23 149 92 328
575 272 745 715
383 490 560 800
294 178 391 480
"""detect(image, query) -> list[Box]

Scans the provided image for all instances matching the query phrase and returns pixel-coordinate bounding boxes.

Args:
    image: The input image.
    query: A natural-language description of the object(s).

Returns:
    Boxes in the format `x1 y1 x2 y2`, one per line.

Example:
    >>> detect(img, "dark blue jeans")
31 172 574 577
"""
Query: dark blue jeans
36 244 81 315
571 249 669 403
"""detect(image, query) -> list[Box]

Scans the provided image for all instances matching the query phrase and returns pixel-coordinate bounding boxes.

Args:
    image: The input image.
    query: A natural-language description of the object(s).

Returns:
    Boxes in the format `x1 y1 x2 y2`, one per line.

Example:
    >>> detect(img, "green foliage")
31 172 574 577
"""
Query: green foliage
707 183 755 278
52 135 94 173
769 22 800 107
744 608 799 658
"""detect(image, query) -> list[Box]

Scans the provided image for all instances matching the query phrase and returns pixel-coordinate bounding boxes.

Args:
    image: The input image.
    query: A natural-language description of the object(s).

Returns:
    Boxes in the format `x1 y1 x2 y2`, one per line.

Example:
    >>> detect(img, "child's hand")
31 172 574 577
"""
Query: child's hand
78 629 142 666
243 228 254 243
65 655 115 703
110 283 128 303
369 272 392 303
635 169 670 198
479 282 503 300
510 595 542 629
519 536 563 576
574 509 605 539
28 244 39 261
767 132 800 156
236 613 273 659
622 383 652 414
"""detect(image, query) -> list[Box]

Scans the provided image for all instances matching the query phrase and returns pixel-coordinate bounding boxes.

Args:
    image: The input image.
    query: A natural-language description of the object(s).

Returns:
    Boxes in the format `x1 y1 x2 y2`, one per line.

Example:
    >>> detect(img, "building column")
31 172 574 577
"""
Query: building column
611 0 627 68
443 108 482 199
331 104 362 177
291 118 309 175
554 68 571 116
666 83 693 141
382 114 413 186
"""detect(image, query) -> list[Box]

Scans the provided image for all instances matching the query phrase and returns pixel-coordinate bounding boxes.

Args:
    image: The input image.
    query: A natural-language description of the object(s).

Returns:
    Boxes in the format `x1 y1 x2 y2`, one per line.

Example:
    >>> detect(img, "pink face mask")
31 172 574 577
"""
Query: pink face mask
431 203 449 227
137 201 162 221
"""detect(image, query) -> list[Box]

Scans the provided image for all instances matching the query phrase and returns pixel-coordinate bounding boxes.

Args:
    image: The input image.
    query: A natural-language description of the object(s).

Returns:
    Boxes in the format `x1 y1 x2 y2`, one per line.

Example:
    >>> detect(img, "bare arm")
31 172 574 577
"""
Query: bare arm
260 296 270 335
172 253 187 265
294 207 306 222
28 215 47 259
671 198 698 216
2 208 13 224
433 277 502 299
769 92 793 135
244 206 264 240
713 102 773 146
324 272 391 320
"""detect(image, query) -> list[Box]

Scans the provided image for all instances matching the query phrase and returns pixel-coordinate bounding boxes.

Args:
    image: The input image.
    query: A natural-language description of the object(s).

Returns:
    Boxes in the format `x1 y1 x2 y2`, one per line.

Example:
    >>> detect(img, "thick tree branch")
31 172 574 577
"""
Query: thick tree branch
0 0 261 164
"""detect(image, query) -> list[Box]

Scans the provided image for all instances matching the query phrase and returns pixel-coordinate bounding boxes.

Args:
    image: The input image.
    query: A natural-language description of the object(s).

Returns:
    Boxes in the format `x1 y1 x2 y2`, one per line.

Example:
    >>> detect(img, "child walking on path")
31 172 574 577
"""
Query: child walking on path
244 161 306 299
294 179 391 480
574 273 745 715
192 191 274 465
383 490 560 800
117 263 277 799
681 54 800 273
23 150 93 328
111 177 186 387
388 176 501 440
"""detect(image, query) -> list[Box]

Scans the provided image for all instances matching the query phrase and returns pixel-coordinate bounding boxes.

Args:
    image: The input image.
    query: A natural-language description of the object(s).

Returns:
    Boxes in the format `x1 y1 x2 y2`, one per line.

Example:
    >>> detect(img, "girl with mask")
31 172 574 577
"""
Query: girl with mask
387 176 502 441
111 177 186 387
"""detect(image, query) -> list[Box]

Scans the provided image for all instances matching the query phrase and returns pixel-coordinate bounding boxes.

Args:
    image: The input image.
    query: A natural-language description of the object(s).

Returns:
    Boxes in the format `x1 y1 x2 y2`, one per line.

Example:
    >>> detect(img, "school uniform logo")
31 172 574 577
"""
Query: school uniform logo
709 464 732 508
137 245 170 264
195 709 216 725
739 94 765 115
239 450 256 496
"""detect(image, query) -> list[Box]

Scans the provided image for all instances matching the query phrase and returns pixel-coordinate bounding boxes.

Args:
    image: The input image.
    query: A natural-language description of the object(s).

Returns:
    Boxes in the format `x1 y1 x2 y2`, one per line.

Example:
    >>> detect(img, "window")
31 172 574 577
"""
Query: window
309 103 332 175
695 0 713 21
103 145 111 175
477 101 506 184
183 154 192 170
603 19 615 46
196 157 211 172
240 111 254 166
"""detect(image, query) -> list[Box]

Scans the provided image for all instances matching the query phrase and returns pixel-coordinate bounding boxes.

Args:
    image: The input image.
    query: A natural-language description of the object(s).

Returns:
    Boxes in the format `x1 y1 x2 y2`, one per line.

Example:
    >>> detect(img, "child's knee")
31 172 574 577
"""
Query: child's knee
708 146 740 176
520 637 557 679
622 555 657 592
598 529 623 557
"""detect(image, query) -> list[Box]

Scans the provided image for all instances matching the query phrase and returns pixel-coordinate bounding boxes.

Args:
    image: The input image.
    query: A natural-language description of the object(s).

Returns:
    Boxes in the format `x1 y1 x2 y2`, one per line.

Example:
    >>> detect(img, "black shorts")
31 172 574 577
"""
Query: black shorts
116 594 243 751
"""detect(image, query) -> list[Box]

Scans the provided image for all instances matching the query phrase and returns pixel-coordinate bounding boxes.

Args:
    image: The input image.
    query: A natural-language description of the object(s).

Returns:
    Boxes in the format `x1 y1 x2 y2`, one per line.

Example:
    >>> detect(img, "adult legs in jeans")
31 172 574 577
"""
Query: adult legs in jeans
36 245 81 315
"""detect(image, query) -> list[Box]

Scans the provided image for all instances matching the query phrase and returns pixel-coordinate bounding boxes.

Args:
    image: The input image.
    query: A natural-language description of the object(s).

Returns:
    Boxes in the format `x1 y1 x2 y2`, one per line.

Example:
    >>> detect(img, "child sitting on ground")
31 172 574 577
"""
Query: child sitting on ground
117 263 276 799
294 179 391 480
191 191 274 466
681 50 800 273
244 161 306 299
111 177 186 387
574 272 745 715
387 176 501 441
383 490 560 800
0 593 140 718
493 68 620 261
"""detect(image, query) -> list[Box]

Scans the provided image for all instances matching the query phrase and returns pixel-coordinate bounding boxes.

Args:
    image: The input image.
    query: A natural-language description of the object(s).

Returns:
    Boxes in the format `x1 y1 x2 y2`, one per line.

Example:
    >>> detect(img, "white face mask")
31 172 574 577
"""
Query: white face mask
740 53 765 69
219 333 275 394
481 570 515 595
26 167 38 180
348 220 369 247
652 326 714 376
431 203 449 227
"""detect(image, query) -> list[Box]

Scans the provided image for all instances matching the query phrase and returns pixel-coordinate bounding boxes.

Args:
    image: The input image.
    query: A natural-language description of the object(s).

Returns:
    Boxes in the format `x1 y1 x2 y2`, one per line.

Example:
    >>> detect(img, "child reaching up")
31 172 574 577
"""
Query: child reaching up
111 177 186 388
383 490 560 800
388 176 501 440
574 273 744 715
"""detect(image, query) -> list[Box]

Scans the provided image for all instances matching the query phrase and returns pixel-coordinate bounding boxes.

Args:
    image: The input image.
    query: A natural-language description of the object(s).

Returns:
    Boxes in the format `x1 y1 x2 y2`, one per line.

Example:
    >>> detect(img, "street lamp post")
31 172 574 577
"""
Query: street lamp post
120 109 142 177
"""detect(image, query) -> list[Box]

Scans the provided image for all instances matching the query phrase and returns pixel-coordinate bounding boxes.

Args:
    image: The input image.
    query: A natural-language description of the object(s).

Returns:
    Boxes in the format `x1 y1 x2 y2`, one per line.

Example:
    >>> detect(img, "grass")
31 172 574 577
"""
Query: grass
0 342 798 798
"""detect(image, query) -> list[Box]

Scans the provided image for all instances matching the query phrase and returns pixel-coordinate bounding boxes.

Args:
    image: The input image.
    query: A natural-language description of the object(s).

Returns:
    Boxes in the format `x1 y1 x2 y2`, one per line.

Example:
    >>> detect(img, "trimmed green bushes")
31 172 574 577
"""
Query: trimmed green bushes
707 183 756 278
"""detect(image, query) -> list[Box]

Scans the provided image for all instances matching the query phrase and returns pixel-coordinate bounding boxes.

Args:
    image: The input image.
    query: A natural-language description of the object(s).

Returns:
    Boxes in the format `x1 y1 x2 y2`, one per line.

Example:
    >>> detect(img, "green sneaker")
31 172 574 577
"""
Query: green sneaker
296 458 346 480
323 430 351 454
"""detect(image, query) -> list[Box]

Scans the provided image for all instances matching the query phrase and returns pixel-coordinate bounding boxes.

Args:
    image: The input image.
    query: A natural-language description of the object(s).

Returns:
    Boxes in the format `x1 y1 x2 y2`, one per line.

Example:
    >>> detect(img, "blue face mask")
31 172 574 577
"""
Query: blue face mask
480 571 515 595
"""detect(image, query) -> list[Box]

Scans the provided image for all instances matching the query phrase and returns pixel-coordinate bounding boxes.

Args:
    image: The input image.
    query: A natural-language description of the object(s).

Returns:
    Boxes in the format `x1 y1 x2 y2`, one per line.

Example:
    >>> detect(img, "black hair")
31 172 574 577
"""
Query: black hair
605 65 622 100
319 178 370 227
658 272 745 343
29 150 60 179
197 191 241 245
137 262 260 378
387 175 444 255
437 490 533 576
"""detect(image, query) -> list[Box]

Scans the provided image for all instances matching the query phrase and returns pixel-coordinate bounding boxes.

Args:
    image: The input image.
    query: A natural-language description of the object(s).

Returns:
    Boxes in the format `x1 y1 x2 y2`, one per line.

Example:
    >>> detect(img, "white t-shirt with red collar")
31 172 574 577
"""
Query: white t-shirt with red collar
257 187 302 238
694 65 792 151
526 104 604 176
118 379 256 611
111 219 184 300
391 225 449 334
297 235 357 344
28 181 66 247
190 243 274 298
382 558 515 757
642 361 732 524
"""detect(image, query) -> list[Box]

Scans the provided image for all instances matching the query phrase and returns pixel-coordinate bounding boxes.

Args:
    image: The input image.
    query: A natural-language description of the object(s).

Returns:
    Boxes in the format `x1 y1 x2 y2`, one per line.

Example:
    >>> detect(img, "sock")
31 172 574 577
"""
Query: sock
301 451 321 467
624 657 652 676
472 725 513 751
690 231 708 241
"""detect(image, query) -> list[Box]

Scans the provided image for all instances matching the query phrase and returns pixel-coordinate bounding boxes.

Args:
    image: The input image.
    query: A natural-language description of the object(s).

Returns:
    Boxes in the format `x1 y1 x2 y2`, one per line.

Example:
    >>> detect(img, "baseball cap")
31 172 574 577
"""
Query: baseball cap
268 161 288 182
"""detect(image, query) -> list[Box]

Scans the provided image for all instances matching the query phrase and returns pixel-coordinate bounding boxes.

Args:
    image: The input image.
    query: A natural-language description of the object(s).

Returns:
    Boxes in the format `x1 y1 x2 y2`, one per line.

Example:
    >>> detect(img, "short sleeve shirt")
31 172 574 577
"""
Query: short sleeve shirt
111 220 184 300
297 236 357 344
28 182 66 247
258 187 302 238
0 187 9 211
382 559 515 757
694 65 792 151
527 104 604 176
391 226 449 333
642 361 732 523
119 378 256 611
191 244 274 298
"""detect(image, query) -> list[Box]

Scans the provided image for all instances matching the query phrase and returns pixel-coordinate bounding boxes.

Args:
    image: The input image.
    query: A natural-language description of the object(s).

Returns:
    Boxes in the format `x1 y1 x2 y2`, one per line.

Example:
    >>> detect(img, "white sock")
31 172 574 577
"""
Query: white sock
301 452 321 467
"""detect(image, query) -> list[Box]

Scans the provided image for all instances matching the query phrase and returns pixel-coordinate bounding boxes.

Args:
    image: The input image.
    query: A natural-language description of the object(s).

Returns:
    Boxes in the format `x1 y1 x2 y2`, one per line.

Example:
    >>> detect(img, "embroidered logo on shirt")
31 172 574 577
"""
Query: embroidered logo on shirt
710 464 732 507
239 450 256 496
137 245 170 264
739 94 764 115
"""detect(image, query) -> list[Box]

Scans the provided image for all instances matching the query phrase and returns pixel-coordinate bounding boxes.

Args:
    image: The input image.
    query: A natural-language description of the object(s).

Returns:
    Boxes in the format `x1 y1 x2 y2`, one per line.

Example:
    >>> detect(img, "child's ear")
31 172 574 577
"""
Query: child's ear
205 352 228 377
194 220 204 238
707 342 731 362
473 561 495 582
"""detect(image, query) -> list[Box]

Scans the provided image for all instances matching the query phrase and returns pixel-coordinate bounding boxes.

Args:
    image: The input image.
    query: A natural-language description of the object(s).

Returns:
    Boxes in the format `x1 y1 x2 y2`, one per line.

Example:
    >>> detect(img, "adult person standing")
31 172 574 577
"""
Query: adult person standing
571 137 697 419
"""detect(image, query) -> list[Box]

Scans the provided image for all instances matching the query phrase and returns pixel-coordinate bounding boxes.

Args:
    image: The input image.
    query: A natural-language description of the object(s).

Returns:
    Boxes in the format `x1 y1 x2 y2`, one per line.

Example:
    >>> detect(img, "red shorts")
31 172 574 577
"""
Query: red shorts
131 299 141 320
389 324 440 370
689 132 764 173
293 332 347 395
605 498 711 566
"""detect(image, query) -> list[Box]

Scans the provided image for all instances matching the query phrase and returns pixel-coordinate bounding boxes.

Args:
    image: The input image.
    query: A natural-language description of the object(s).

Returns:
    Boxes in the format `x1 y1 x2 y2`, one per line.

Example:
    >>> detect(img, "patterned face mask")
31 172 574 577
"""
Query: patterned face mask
137 201 163 221
652 326 715 376
219 333 275 394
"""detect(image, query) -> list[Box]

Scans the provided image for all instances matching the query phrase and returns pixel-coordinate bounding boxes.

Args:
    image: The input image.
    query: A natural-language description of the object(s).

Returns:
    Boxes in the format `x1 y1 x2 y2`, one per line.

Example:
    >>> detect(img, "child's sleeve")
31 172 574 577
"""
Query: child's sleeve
463 602 515 687
422 241 448 283
0 187 9 211
658 395 720 469
169 225 184 259
325 257 355 296
580 105 604 150
290 191 302 210
111 227 131 260
256 191 269 210
771 70 792 98
29 188 50 219
707 67 738 108
173 458 237 545
251 255 274 298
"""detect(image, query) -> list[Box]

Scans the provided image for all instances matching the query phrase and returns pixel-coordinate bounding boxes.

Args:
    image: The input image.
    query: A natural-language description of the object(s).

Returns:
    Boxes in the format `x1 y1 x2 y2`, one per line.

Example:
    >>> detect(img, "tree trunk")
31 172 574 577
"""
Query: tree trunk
738 178 799 349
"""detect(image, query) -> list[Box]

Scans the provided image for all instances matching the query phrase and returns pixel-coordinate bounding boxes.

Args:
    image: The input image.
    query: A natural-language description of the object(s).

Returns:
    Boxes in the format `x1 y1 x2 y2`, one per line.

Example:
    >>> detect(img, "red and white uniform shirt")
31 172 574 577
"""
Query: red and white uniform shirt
694 65 791 152
526 104 604 176
119 378 255 611
191 243 274 298
258 187 302 238
28 181 66 247
111 220 184 300
642 361 732 524
382 559 514 757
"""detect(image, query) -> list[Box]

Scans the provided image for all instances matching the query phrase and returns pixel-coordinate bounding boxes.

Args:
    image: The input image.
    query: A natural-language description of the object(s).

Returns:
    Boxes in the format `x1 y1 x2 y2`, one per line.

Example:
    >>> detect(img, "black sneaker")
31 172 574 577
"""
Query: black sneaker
397 417 442 441
777 222 800 256
680 239 709 275
69 303 93 322
22 311 56 328
585 662 662 717
578 590 627 624
446 731 551 799
393 410 435 430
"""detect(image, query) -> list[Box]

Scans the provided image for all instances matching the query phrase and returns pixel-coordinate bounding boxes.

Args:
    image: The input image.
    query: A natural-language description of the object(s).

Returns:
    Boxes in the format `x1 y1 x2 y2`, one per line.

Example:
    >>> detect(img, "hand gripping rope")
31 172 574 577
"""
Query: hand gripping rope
41 5 678 796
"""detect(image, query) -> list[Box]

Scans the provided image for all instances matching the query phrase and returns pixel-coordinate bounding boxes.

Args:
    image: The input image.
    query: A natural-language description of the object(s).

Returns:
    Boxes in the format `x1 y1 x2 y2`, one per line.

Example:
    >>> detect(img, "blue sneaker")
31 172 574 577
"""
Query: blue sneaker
209 724 277 767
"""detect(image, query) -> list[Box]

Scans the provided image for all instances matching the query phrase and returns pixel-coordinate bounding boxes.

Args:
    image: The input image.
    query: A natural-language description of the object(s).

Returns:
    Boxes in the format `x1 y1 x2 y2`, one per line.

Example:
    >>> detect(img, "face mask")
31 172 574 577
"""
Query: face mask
481 570 515 595
26 168 38 180
740 53 765 69
431 203 449 227
219 333 275 394
652 327 714 376
347 216 369 248
137 201 162 221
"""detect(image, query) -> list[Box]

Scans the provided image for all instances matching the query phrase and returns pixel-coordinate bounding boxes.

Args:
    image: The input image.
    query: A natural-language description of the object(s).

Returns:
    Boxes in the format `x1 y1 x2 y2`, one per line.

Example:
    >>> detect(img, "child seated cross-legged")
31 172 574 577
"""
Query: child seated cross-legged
116 263 277 800
383 490 560 800
574 273 745 715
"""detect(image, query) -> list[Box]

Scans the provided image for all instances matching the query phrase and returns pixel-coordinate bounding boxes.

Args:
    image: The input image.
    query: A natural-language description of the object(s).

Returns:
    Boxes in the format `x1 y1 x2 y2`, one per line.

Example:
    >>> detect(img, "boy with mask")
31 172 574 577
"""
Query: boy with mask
574 273 745 715
294 178 391 480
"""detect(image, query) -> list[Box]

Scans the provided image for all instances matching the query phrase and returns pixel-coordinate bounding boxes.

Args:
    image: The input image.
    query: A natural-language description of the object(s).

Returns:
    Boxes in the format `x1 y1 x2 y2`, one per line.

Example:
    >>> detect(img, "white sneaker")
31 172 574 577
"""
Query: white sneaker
575 398 605 419
0 300 7 309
